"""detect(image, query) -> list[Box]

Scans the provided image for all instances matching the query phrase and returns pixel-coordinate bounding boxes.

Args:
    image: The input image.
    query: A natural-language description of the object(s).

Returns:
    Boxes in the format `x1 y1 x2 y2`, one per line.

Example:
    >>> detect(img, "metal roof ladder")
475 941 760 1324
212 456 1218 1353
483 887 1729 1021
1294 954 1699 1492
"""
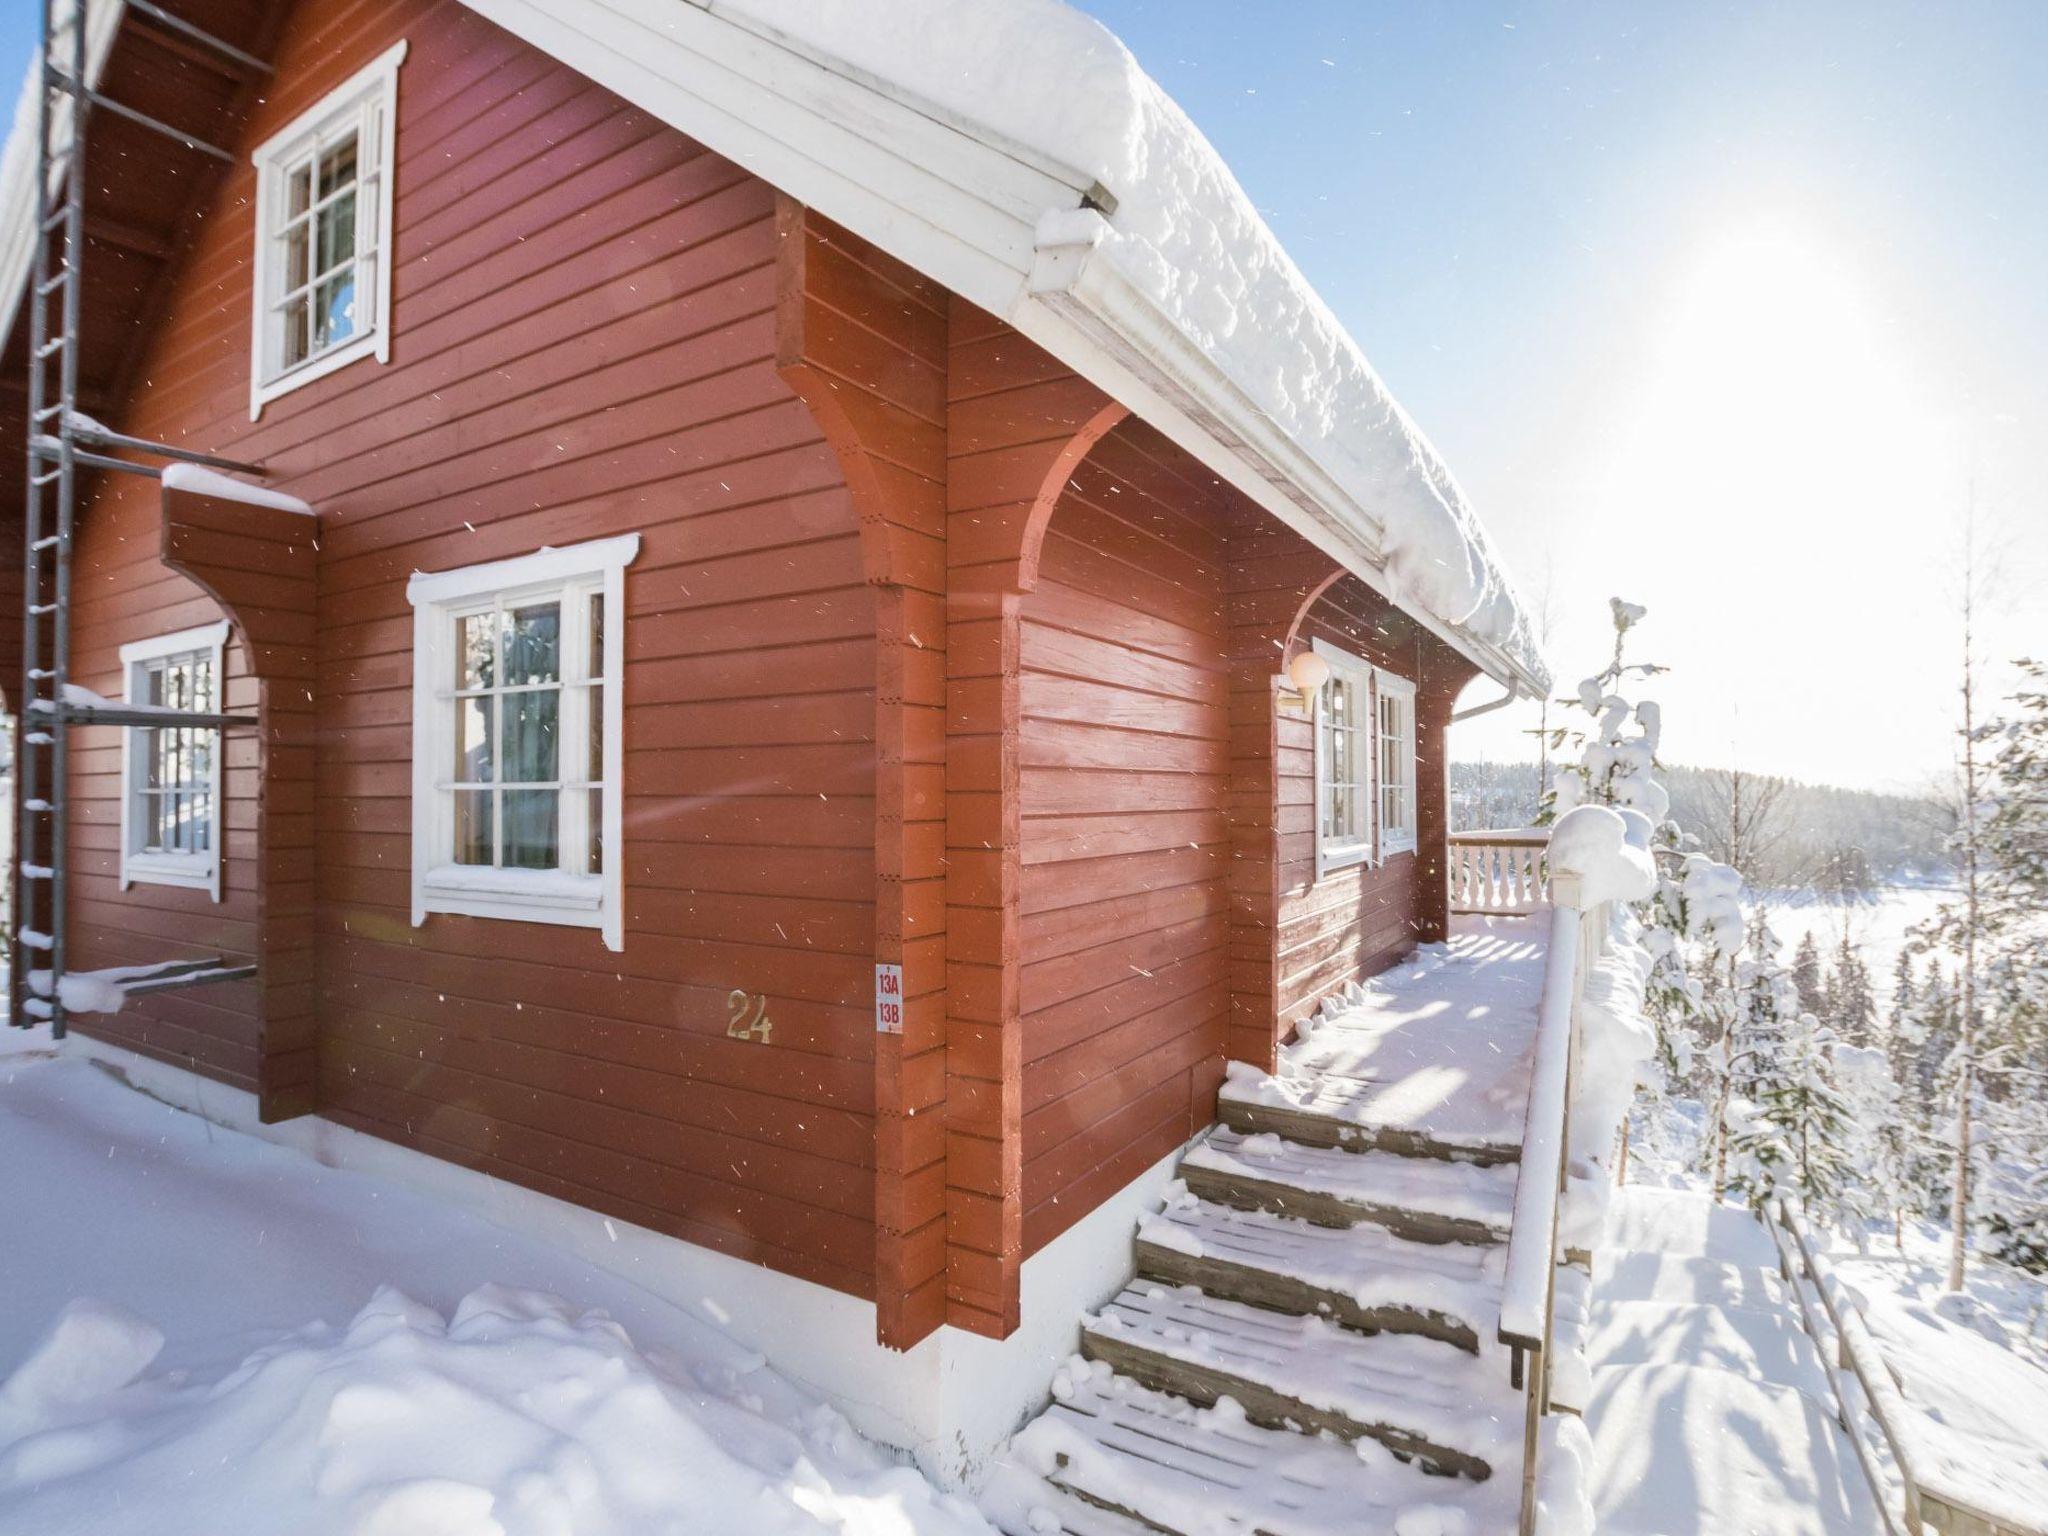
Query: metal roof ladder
11 0 273 1038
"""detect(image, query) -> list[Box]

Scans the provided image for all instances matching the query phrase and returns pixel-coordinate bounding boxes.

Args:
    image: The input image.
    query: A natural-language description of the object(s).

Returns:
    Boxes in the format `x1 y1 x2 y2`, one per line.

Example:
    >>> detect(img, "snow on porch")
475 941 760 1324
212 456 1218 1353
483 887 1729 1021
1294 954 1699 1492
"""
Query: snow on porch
1221 912 1549 1160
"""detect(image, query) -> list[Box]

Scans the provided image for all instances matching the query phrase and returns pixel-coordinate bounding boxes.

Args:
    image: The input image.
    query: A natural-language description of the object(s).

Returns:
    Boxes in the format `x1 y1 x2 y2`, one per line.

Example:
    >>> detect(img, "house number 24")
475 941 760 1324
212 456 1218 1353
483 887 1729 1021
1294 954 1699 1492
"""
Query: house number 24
726 989 773 1044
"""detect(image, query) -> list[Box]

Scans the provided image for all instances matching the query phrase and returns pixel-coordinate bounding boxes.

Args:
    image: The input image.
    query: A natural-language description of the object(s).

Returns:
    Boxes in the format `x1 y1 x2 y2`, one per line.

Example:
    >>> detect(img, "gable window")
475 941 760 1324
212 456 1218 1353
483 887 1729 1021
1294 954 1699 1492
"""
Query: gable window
119 621 230 899
1376 668 1418 859
1313 639 1374 874
408 535 638 951
248 41 406 418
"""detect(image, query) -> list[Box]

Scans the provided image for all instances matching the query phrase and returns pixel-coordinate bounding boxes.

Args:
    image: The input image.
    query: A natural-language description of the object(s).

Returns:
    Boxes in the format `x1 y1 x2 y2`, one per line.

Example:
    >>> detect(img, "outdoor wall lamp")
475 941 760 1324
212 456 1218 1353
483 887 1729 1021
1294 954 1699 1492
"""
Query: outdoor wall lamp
1276 649 1329 715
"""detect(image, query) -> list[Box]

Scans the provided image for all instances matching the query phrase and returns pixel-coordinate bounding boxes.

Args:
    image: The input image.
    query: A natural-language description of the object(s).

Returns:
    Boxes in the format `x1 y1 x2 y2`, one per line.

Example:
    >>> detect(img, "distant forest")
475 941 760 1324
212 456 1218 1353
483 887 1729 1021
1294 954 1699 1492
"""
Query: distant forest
1450 760 1954 889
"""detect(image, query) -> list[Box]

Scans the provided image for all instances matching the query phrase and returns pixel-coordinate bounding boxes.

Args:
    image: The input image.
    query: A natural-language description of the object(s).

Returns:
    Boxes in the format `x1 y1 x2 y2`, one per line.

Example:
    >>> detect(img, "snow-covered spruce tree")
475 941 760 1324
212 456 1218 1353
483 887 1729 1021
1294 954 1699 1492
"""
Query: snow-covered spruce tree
1829 930 1879 1047
1792 931 1828 1021
1729 1005 1855 1216
1835 1040 1917 1250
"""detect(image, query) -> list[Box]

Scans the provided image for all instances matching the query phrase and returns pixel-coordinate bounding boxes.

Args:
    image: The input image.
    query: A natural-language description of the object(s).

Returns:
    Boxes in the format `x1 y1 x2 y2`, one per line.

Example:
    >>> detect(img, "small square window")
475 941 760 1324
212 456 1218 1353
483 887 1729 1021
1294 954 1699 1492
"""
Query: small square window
408 535 638 950
119 622 231 899
248 42 406 418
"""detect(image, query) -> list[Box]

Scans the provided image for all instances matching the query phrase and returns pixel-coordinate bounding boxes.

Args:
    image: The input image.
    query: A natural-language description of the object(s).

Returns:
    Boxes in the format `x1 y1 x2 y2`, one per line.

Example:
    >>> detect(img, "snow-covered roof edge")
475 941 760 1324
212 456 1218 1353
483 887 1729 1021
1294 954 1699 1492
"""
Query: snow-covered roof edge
0 0 1547 691
603 0 1552 692
0 0 125 355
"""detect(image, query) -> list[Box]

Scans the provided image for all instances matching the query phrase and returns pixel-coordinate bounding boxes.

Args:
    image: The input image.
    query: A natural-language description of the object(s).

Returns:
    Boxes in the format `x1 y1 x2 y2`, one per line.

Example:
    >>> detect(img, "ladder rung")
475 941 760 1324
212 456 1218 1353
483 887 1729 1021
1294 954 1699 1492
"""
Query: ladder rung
22 999 53 1022
37 268 73 296
33 535 61 551
32 470 62 488
29 603 56 616
35 335 67 360
20 933 53 952
41 206 69 234
22 865 54 881
28 668 54 680
33 402 64 422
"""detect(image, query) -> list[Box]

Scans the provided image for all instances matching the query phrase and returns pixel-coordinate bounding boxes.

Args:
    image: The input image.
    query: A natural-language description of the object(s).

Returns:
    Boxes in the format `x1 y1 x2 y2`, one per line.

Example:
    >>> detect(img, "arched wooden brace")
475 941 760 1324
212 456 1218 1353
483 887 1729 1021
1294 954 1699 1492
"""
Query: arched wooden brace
776 199 951 1350
159 478 318 1123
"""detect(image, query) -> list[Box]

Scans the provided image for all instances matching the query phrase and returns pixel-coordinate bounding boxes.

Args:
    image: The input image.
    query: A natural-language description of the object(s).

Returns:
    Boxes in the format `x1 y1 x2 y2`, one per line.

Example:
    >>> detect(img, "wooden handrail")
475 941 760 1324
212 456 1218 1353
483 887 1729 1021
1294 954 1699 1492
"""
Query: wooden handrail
1500 872 1607 1534
1767 1198 2048 1536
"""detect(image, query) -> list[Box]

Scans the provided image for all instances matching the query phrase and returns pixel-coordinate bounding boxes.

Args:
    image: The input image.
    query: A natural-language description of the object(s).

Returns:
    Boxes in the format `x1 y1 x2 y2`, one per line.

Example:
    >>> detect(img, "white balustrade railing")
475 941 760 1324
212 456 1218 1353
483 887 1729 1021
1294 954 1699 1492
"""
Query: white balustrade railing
1450 829 1549 915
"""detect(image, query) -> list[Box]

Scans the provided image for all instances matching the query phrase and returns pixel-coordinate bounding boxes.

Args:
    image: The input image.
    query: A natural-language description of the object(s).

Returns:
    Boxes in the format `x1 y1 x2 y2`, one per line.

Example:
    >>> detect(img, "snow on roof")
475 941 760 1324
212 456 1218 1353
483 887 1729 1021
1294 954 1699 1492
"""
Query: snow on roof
724 0 1546 685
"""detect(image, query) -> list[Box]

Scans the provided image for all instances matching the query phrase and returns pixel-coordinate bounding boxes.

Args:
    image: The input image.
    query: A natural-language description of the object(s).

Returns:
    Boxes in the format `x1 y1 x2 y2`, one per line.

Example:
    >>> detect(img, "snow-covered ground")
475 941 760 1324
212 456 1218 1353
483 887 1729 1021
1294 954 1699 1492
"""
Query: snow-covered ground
1760 882 1955 990
1827 1226 2048 1527
0 1039 994 1536
1585 1186 1877 1535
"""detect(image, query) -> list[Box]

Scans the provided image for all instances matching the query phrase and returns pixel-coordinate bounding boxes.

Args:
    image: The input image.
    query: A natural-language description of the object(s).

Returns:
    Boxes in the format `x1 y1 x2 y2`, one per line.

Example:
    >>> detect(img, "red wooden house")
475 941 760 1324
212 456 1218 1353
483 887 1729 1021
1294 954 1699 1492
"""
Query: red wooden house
0 0 1545 1482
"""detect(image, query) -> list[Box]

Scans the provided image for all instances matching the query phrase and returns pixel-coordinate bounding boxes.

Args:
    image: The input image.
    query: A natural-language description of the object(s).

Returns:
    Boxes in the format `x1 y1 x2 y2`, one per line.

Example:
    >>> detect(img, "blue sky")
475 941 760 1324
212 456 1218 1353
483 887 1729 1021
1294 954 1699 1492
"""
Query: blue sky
3 4 2041 789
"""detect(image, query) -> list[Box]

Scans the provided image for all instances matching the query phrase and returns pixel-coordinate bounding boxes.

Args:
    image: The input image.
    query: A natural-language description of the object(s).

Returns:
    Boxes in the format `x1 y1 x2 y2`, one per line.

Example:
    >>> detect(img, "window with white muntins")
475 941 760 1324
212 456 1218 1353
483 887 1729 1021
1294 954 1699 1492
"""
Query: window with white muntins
1314 641 1374 873
1311 638 1419 874
1376 668 1418 859
120 621 230 899
248 41 406 418
408 535 637 951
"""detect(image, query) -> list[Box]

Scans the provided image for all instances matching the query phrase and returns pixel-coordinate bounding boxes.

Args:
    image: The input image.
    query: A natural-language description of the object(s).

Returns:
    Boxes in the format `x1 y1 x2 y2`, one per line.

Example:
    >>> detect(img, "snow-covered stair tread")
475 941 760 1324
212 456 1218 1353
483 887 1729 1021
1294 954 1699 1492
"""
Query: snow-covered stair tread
1218 1061 1524 1164
1180 1126 1517 1243
1017 1360 1517 1536
1081 1283 1517 1479
1136 1194 1504 1350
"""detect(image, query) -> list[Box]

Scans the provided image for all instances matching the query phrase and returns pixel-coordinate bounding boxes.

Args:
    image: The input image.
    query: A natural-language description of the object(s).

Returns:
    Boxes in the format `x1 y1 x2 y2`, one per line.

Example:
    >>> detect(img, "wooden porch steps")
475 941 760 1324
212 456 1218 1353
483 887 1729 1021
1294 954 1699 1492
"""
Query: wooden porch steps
1133 1194 1502 1351
1080 1283 1515 1479
1030 1362 1517 1535
1178 1125 1518 1244
993 1079 1538 1532
988 923 1559 1536
1217 1079 1521 1166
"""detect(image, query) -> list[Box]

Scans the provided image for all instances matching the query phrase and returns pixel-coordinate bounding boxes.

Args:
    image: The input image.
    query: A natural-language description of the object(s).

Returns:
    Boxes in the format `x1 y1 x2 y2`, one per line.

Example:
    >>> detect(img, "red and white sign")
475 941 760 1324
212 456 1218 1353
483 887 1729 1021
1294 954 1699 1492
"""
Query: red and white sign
874 963 904 1035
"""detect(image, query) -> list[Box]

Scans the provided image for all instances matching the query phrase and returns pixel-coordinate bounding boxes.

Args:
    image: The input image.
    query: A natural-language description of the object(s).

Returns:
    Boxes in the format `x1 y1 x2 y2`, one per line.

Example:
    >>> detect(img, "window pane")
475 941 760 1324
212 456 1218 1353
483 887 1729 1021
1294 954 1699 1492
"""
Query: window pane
458 613 494 690
287 162 312 218
285 223 309 290
284 300 310 368
318 133 358 196
503 689 559 783
588 788 603 877
313 271 357 350
587 683 603 782
315 189 357 274
501 790 558 870
453 790 493 866
589 593 605 680
455 697 494 782
503 602 561 685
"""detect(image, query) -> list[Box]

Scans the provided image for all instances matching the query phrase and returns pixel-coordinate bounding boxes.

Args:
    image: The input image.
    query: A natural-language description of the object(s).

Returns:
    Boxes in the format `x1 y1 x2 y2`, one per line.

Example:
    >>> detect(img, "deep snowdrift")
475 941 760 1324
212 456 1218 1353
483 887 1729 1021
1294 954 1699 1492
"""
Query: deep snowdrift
0 1049 992 1536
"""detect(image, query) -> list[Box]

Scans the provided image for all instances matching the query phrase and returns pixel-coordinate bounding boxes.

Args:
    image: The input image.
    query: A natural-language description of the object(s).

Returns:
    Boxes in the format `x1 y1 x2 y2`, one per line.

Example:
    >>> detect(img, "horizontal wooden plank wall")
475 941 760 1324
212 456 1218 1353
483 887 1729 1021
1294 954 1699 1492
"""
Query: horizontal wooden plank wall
61 0 885 1301
1018 420 1232 1257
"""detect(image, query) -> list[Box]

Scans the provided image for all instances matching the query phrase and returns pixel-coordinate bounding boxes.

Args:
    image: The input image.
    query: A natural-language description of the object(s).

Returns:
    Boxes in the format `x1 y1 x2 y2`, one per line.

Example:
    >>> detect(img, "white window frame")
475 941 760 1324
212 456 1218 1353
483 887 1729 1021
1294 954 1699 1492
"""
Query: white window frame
1311 637 1376 877
119 620 231 900
407 534 638 951
247 40 407 420
1375 667 1419 861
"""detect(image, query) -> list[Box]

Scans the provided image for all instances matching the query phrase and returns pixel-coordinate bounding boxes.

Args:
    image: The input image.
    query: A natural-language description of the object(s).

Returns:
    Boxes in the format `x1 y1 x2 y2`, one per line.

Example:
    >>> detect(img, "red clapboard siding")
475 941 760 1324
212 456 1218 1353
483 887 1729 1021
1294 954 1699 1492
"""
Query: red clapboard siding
55 0 881 1300
1018 417 1233 1255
